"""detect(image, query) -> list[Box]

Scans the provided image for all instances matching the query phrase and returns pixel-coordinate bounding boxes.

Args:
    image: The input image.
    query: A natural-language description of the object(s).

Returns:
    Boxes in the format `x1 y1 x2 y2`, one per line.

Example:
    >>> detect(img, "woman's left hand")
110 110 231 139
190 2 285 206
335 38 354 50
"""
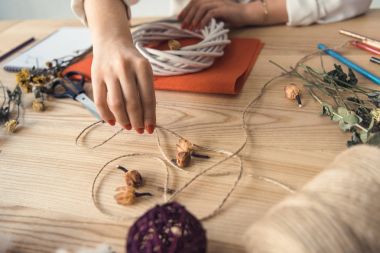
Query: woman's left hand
178 0 250 29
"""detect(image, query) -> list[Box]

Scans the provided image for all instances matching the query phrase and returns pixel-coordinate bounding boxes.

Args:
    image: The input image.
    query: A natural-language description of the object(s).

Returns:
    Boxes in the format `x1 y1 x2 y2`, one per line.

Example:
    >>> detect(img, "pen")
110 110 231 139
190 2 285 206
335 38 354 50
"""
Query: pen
0 37 36 62
351 40 380 56
370 57 380 66
318 43 380 85
339 29 380 50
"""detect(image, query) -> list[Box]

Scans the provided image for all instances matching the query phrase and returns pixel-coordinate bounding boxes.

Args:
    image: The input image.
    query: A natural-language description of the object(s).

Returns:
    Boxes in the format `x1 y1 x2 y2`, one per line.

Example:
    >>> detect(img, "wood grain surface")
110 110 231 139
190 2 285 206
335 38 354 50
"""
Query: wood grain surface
1 11 380 253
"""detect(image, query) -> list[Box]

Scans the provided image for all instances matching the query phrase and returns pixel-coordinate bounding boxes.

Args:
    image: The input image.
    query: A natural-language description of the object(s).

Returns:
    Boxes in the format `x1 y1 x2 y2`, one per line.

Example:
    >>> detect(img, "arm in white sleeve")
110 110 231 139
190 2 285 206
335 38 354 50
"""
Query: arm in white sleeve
286 0 372 26
71 0 139 25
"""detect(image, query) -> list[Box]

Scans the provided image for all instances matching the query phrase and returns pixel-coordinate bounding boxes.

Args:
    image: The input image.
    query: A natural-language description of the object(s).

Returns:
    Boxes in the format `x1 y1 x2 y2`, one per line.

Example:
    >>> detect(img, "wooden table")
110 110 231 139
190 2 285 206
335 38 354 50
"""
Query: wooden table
1 11 380 253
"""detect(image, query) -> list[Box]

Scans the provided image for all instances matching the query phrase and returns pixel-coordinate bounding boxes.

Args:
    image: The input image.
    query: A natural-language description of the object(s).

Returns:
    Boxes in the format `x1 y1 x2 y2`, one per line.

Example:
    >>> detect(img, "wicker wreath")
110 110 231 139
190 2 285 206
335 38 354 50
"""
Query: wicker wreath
132 19 230 76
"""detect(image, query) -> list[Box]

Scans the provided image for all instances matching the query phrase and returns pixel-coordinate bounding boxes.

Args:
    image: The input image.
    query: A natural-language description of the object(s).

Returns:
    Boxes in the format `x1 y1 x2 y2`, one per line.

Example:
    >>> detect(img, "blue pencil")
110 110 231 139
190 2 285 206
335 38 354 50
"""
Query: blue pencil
318 43 380 85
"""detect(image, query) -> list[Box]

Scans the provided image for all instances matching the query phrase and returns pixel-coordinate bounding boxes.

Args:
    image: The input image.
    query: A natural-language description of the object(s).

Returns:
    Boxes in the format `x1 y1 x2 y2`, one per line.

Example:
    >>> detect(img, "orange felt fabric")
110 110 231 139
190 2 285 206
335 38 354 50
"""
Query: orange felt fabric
63 38 263 95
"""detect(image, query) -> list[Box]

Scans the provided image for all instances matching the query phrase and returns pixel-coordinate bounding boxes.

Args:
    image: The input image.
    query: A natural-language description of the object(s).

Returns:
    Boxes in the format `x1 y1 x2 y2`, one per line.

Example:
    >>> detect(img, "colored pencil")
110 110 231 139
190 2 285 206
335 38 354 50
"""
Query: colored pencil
370 57 380 66
339 30 380 50
0 37 36 62
318 43 380 85
351 40 380 56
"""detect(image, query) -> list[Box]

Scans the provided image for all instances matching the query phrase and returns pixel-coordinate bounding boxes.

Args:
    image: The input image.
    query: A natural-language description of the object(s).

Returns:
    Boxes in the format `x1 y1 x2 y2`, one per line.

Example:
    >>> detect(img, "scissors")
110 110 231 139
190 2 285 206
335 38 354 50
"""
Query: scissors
50 71 101 120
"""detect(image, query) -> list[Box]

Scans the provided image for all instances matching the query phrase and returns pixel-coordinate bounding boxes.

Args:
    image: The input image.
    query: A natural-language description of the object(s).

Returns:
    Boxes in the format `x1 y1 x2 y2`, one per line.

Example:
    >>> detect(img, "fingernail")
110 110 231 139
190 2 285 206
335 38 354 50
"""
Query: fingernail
107 119 116 126
181 23 187 29
146 124 155 134
188 25 193 30
136 128 144 134
124 124 132 130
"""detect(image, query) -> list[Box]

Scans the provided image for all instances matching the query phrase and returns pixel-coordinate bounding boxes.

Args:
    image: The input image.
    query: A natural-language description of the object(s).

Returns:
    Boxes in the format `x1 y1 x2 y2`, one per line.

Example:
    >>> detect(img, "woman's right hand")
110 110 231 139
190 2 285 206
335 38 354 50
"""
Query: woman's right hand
92 37 156 134
85 0 156 134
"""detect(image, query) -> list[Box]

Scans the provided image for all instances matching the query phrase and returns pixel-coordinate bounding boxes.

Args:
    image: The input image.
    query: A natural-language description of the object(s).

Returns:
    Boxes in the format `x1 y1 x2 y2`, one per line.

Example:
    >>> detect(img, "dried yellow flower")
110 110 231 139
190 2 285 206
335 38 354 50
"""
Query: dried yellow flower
4 119 18 133
168 39 181 50
32 75 47 86
16 69 32 93
32 99 45 112
371 108 380 123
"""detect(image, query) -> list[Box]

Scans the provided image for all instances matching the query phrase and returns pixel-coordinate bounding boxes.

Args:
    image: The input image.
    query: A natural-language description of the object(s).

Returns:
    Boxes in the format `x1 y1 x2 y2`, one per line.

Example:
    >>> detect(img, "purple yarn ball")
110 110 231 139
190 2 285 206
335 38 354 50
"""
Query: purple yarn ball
127 202 207 253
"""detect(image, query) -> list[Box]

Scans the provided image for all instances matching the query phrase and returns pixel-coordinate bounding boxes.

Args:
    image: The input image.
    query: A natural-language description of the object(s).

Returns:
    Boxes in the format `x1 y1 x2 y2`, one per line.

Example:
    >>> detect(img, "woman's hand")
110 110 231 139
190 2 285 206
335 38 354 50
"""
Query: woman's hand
85 0 156 134
92 37 156 134
178 0 251 29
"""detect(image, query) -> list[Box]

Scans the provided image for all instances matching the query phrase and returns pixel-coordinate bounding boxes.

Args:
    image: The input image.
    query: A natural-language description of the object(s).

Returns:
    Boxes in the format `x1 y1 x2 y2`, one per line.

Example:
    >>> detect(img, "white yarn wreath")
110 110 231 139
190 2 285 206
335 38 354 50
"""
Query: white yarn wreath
132 19 231 76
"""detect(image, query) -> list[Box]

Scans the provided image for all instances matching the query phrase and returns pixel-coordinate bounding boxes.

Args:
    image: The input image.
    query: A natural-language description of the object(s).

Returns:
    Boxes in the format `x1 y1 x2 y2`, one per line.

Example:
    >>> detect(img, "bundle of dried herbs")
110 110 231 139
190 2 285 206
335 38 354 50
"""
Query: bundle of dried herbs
15 56 78 111
272 59 380 147
0 81 22 133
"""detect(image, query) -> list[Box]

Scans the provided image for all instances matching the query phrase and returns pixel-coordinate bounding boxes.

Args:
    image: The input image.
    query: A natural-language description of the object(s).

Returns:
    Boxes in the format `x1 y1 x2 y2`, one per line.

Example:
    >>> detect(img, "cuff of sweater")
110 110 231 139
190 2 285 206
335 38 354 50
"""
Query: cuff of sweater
71 0 133 26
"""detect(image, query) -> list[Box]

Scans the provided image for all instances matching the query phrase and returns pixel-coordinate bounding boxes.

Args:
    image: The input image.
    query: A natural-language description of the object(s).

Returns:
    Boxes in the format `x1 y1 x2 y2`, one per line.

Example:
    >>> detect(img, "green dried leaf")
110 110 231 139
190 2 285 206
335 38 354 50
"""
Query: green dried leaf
332 114 341 122
338 120 353 132
368 132 380 147
359 131 369 143
342 113 359 125
337 107 349 117
322 103 334 116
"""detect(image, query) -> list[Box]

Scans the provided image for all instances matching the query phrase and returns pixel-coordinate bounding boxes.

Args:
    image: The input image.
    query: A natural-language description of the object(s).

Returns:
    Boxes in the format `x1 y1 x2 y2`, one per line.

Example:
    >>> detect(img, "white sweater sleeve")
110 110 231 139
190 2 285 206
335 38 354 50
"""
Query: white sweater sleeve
286 0 372 26
71 0 139 25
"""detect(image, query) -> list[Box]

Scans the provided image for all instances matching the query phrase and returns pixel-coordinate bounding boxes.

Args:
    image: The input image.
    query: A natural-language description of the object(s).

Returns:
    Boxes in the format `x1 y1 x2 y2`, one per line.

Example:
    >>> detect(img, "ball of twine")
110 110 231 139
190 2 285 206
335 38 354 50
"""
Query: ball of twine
127 202 207 253
132 19 230 76
244 145 380 253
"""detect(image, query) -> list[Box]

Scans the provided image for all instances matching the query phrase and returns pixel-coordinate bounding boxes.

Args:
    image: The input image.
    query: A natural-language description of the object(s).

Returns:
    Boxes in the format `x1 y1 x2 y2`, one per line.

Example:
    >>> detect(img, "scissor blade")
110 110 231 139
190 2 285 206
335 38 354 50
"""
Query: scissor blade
75 93 101 120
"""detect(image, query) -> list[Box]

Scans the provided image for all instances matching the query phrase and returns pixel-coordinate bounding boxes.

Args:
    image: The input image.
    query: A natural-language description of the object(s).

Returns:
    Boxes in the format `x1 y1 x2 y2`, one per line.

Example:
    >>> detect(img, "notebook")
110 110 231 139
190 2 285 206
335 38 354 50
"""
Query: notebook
3 27 92 72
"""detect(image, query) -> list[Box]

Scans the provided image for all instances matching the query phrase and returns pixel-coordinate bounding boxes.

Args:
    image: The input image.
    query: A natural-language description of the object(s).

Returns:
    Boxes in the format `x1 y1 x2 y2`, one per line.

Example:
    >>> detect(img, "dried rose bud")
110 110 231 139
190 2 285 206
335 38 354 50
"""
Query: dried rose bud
176 151 191 168
177 138 193 153
285 84 302 107
168 39 181 50
32 99 45 112
114 186 153 206
114 186 136 206
125 170 143 188
4 119 18 133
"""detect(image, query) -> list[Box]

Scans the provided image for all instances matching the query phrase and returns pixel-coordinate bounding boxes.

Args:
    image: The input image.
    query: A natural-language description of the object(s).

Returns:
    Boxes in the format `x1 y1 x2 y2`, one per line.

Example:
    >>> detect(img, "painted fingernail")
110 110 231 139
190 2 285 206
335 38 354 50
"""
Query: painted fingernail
107 119 116 126
136 128 144 134
124 124 132 130
146 124 155 134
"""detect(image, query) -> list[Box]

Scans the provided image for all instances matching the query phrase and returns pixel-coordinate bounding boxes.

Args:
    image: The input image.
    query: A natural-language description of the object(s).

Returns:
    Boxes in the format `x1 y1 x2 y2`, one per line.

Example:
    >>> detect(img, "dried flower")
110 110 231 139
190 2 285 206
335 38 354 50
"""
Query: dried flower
4 119 18 133
32 99 45 112
114 186 136 206
177 138 193 153
125 170 143 188
168 39 181 50
114 186 153 206
32 75 48 87
117 165 143 188
285 83 302 107
16 69 32 93
176 151 191 168
371 108 380 123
